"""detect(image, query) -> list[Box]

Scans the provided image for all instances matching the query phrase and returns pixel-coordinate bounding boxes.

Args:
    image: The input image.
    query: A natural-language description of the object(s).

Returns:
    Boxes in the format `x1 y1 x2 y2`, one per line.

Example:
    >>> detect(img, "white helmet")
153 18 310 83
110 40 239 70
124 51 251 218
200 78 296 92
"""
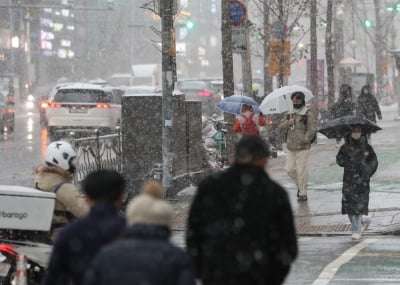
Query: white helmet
45 141 77 172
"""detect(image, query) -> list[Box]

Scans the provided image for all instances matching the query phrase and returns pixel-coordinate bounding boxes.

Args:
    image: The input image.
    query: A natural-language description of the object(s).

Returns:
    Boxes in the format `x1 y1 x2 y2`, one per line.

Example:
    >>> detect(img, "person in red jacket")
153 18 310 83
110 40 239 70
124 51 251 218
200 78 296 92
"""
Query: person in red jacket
233 104 266 137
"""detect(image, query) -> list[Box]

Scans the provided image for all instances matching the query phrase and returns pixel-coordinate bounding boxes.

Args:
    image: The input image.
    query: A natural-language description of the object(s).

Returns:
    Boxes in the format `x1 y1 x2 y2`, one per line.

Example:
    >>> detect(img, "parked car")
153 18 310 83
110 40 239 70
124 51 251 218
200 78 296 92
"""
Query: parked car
202 78 224 100
177 80 221 116
46 83 121 139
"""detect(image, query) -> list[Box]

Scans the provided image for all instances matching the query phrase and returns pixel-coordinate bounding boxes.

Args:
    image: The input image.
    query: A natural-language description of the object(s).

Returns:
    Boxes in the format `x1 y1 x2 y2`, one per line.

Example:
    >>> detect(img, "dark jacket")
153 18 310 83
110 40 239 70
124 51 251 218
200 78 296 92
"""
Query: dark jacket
41 203 126 285
332 97 354 119
186 164 298 285
336 137 378 215
83 224 196 285
356 86 382 123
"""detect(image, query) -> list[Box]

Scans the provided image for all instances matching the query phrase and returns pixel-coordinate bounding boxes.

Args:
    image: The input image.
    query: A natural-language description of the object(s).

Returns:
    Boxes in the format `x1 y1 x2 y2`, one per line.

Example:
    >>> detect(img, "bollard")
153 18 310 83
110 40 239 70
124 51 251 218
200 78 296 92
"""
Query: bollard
15 254 28 285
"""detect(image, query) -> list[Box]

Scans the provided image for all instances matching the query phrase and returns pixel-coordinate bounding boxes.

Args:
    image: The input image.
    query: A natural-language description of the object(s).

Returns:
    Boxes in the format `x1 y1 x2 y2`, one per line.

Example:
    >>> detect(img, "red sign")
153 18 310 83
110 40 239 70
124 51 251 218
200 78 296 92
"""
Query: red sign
230 0 247 26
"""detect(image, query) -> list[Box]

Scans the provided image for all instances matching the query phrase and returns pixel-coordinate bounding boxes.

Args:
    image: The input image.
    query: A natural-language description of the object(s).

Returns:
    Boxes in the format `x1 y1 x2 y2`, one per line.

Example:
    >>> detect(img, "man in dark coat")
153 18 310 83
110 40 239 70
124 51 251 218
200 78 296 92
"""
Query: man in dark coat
336 126 378 241
356 84 382 123
42 170 127 285
83 181 195 285
186 135 298 285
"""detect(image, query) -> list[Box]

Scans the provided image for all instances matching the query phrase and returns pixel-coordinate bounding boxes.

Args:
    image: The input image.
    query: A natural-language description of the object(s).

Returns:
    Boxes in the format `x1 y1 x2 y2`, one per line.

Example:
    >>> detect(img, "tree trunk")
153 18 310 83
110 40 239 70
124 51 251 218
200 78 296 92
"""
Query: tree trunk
221 0 235 158
241 0 252 98
310 0 318 117
263 0 273 96
278 0 285 87
374 0 384 101
333 0 344 87
161 0 176 193
325 0 335 112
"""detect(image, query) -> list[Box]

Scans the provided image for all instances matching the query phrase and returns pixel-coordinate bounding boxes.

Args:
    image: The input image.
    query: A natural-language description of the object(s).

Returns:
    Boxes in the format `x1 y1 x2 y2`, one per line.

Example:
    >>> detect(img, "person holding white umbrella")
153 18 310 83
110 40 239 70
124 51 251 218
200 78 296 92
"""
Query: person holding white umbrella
278 92 317 202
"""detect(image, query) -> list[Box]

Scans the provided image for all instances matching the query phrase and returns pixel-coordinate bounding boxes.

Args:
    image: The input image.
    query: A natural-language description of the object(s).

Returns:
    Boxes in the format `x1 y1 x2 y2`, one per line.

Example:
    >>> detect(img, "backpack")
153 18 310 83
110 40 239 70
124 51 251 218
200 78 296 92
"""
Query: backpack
51 182 75 224
301 110 317 144
241 113 259 135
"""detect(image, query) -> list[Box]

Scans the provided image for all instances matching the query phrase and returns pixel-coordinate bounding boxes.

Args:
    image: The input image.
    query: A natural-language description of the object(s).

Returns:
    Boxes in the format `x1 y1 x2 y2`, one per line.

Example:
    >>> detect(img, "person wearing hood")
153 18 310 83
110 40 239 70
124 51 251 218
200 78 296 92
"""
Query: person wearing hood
331 84 355 145
332 84 354 119
336 126 378 241
356 84 382 123
278 91 317 201
35 141 89 237
83 181 196 285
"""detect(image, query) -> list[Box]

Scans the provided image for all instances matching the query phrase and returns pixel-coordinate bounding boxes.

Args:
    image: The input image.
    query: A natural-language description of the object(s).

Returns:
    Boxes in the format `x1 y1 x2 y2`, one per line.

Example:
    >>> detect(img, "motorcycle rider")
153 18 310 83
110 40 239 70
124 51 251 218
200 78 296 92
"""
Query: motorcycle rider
35 141 89 239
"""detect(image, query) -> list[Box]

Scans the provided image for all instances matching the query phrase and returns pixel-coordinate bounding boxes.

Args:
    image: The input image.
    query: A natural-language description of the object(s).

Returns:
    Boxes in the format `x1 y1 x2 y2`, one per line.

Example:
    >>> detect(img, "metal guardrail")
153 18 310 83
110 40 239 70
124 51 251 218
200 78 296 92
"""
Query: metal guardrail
70 130 122 183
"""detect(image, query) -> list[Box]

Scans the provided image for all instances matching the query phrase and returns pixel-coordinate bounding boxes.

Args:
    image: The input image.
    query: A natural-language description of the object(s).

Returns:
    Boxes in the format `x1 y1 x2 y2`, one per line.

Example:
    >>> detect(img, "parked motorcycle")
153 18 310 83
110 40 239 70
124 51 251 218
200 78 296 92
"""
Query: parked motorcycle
0 185 55 284
202 116 229 168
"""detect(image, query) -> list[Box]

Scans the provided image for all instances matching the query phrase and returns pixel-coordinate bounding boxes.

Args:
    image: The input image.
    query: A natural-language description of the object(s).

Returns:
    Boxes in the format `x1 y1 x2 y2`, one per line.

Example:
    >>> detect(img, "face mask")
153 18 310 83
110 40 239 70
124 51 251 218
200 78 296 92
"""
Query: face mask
351 132 361 140
293 104 303 109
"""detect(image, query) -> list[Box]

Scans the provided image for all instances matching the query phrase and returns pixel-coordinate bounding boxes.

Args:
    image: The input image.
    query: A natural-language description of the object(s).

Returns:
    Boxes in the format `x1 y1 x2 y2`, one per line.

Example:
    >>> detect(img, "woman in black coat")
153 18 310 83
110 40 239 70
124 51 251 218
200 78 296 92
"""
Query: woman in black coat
336 126 378 241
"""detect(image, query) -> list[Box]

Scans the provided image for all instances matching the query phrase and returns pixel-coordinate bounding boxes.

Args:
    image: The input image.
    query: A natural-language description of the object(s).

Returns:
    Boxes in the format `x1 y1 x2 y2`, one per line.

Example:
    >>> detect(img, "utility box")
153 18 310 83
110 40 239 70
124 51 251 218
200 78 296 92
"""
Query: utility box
0 185 55 231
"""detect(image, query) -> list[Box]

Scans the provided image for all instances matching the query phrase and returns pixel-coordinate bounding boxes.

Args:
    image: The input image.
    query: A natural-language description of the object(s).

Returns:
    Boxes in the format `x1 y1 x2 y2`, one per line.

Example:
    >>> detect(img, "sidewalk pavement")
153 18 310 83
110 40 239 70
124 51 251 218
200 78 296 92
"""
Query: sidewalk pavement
171 135 400 237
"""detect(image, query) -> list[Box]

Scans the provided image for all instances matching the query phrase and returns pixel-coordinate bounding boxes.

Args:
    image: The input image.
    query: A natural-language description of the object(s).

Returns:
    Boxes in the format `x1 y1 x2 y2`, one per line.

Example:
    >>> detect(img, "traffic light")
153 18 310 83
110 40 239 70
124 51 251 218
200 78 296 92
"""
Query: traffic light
250 34 262 40
364 19 373 28
106 0 114 10
185 20 194 30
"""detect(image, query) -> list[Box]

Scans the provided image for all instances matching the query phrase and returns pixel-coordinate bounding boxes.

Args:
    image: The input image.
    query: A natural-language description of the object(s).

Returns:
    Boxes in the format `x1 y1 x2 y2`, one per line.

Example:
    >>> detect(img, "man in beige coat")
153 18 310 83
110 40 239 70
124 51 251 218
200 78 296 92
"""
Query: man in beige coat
279 92 317 201
35 141 88 237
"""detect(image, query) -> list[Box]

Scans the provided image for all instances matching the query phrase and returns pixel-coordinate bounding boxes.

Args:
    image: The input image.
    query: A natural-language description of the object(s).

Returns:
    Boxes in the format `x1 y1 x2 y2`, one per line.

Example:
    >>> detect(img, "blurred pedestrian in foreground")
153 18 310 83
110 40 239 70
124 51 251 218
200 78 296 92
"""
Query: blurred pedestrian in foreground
356 84 382 123
186 135 297 285
83 181 195 285
233 104 266 137
42 170 127 285
278 91 317 201
331 84 354 145
336 126 378 241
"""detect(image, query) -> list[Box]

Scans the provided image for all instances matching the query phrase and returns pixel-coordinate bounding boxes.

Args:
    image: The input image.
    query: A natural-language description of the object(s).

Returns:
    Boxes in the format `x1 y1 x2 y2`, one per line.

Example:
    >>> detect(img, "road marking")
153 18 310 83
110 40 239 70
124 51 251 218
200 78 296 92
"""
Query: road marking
299 237 314 242
311 238 377 285
334 278 400 282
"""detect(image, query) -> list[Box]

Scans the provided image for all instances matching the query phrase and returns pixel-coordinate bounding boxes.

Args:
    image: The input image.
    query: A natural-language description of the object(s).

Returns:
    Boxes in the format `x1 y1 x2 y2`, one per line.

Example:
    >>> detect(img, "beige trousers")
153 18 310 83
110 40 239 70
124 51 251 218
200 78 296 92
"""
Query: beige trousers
286 149 310 196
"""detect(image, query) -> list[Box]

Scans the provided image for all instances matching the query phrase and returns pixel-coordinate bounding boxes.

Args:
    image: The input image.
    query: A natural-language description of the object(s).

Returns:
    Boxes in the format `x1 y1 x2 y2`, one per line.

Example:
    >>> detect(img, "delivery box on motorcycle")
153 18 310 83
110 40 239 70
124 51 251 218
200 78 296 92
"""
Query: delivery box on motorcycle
0 185 55 231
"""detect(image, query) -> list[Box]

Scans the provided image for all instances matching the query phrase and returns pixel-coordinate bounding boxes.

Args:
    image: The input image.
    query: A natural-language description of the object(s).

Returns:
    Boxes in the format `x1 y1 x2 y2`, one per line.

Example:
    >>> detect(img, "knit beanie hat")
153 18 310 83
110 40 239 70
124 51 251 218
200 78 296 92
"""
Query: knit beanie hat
126 181 174 228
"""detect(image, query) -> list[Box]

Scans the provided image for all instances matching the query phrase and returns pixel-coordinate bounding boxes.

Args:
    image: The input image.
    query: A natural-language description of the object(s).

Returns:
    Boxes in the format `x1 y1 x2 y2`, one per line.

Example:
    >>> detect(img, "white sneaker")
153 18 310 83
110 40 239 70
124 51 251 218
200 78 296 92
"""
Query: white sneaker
351 233 362 241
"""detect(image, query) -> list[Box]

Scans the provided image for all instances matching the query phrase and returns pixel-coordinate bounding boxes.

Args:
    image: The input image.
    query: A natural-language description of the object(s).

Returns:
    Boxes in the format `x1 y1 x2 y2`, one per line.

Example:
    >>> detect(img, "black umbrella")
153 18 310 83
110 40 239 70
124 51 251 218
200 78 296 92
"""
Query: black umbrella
318 116 382 139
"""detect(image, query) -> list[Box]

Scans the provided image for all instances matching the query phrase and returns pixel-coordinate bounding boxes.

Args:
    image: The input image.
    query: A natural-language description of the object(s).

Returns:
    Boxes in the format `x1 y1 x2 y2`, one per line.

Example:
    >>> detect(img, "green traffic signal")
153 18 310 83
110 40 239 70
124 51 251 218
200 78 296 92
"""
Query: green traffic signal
106 0 114 9
364 19 372 28
185 20 194 30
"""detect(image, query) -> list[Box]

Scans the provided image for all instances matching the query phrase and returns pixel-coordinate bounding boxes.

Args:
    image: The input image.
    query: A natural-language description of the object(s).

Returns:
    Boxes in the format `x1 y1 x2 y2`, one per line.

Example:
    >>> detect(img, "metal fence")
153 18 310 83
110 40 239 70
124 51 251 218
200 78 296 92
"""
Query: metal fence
71 130 122 183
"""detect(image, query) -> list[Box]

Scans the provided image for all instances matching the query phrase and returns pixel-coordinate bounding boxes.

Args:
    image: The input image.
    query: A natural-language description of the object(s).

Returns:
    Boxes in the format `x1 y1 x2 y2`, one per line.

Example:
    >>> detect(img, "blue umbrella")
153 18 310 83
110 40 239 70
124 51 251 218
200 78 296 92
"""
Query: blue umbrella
216 95 260 115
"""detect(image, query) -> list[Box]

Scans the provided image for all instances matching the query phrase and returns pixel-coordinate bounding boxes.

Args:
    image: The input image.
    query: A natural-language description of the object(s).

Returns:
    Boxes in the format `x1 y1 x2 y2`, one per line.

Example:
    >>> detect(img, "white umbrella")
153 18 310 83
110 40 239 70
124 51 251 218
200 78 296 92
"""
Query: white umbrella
260 85 313 114
339 57 361 67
